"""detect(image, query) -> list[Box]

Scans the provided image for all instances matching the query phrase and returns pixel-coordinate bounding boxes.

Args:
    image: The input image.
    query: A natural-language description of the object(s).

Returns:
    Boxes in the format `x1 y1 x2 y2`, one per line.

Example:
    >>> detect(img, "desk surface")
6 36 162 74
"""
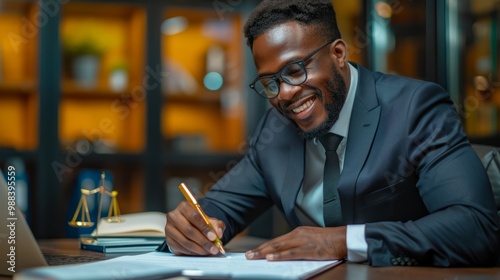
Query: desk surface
37 239 500 280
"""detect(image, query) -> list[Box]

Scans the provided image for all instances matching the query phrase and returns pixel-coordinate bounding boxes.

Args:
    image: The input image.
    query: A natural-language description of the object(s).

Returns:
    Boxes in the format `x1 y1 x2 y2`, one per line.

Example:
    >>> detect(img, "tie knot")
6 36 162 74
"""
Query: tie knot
319 133 343 151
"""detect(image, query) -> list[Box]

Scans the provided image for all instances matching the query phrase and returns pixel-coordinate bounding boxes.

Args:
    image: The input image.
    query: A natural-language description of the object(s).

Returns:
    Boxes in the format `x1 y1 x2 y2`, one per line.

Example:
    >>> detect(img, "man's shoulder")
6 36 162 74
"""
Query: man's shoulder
373 71 431 90
369 71 449 104
354 63 446 99
353 62 429 87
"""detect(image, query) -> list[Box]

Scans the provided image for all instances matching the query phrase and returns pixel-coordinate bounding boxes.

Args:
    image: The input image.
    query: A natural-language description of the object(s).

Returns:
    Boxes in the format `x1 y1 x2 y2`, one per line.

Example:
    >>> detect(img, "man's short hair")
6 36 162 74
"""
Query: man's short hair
243 0 342 49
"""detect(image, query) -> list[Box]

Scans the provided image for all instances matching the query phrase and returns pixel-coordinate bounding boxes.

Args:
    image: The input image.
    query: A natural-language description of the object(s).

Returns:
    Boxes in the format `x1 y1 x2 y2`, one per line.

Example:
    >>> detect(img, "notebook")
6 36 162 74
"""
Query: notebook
0 171 103 276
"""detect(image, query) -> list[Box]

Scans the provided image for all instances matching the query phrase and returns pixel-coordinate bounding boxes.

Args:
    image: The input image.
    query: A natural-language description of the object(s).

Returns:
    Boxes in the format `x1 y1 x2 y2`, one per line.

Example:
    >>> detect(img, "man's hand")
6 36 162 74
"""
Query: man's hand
165 201 225 256
245 226 347 261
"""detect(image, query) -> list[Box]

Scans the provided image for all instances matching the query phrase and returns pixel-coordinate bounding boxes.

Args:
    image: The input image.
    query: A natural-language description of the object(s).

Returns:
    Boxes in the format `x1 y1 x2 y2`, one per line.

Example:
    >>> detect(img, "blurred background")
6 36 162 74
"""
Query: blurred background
0 0 498 239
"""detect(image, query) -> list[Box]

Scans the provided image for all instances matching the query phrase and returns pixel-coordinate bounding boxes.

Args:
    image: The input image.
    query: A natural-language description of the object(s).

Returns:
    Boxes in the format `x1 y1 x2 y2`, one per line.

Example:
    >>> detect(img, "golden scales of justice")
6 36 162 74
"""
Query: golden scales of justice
68 171 124 243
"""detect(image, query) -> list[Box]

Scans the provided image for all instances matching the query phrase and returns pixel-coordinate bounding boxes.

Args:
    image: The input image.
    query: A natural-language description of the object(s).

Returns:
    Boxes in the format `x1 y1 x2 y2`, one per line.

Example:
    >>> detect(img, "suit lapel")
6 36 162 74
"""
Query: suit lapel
338 64 380 224
281 133 305 228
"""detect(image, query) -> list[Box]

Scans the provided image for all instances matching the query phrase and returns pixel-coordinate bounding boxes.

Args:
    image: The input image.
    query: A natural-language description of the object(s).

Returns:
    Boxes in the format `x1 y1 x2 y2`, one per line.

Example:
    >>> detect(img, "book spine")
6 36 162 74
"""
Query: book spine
80 243 105 253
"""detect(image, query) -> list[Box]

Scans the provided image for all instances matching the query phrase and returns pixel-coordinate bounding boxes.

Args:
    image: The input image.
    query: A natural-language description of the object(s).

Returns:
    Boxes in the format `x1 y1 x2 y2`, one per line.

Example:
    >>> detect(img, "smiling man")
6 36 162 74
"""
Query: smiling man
164 0 500 266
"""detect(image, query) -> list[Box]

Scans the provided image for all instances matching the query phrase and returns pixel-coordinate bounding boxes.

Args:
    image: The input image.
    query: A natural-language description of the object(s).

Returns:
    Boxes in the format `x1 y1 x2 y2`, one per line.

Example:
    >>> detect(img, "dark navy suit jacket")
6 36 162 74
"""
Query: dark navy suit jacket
200 63 500 266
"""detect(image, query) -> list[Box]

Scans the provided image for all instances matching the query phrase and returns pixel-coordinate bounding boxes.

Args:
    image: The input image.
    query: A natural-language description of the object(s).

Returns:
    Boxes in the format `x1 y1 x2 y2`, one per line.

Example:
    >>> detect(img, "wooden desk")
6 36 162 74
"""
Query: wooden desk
313 263 500 280
38 239 500 280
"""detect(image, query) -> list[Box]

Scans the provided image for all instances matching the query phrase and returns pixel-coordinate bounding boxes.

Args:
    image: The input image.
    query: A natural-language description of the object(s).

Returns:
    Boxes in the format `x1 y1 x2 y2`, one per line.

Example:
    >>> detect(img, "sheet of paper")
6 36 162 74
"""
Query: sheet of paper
131 252 341 279
14 252 341 280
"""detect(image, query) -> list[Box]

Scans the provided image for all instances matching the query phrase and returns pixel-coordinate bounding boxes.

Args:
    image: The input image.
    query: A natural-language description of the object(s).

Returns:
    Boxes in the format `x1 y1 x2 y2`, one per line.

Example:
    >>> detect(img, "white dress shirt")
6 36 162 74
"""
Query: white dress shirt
295 63 367 262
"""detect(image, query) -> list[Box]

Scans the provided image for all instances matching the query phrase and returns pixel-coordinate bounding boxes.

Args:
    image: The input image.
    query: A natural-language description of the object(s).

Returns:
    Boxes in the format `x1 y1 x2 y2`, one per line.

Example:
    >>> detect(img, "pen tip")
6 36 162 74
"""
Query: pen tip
216 244 226 256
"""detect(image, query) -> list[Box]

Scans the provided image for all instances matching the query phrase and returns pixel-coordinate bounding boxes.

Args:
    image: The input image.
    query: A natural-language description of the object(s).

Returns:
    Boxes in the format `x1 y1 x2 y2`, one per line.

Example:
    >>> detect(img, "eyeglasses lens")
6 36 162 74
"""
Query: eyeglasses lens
281 63 306 85
255 78 279 98
255 62 307 98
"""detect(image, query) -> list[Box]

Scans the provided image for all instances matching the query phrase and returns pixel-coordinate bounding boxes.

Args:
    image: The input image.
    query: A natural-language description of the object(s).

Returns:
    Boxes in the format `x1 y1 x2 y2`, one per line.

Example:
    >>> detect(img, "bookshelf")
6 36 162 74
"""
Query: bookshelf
161 8 245 153
0 2 38 151
160 8 246 206
0 0 263 238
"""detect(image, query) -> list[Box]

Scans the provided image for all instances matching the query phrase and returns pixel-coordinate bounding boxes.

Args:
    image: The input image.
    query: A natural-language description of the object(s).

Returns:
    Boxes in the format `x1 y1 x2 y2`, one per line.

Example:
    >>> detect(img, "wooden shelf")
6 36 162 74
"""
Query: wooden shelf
63 152 143 166
62 80 132 99
0 81 36 95
62 2 141 17
0 149 36 161
164 152 242 167
1 1 35 11
165 93 221 105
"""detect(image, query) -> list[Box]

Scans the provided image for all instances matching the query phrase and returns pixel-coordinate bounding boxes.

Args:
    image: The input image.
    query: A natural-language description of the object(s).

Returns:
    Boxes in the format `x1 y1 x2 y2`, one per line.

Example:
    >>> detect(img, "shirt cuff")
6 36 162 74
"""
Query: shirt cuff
346 224 368 262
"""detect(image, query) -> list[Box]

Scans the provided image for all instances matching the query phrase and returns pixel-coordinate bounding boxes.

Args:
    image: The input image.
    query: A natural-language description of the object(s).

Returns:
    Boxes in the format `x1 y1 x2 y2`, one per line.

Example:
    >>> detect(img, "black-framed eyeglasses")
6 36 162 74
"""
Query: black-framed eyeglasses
249 39 336 99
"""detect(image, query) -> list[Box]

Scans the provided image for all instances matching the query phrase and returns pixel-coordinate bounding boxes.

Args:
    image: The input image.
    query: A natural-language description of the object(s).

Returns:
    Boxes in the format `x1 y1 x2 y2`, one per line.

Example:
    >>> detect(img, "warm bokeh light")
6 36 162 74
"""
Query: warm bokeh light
375 1 393 19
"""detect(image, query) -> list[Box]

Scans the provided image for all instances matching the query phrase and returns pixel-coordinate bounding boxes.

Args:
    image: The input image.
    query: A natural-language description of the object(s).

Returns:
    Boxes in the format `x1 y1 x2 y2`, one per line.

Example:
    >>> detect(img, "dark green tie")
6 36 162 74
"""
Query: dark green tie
319 133 343 227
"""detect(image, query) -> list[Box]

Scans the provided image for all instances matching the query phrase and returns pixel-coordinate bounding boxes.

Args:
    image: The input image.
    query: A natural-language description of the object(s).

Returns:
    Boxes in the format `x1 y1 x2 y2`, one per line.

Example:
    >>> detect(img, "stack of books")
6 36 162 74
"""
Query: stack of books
79 211 166 254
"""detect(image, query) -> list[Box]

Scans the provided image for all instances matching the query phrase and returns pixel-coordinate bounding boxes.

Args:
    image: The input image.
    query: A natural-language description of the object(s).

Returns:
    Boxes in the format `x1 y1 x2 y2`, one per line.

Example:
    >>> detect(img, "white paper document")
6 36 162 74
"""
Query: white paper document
14 252 342 280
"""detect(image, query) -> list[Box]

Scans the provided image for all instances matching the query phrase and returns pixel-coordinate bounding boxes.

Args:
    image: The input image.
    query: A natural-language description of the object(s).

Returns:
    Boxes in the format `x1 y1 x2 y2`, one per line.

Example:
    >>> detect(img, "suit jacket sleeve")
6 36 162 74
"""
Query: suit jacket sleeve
198 110 277 244
365 82 500 267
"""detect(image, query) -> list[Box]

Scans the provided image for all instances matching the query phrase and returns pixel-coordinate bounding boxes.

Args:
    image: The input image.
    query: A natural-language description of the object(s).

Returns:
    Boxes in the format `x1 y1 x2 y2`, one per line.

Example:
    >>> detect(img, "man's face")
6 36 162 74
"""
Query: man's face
251 22 349 140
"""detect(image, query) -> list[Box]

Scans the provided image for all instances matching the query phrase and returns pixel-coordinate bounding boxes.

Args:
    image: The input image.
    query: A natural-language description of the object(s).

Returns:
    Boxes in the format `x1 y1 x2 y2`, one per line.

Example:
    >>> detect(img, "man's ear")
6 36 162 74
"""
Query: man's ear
329 39 348 69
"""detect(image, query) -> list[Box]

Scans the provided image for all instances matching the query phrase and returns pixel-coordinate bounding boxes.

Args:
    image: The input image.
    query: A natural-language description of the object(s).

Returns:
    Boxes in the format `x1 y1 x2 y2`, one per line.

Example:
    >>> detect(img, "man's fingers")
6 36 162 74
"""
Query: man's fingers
166 203 219 255
179 202 219 241
261 240 323 261
166 235 196 256
246 238 315 261
246 235 290 259
165 218 208 255
166 202 225 255
208 217 226 239
264 249 302 261
245 227 347 261
166 223 218 255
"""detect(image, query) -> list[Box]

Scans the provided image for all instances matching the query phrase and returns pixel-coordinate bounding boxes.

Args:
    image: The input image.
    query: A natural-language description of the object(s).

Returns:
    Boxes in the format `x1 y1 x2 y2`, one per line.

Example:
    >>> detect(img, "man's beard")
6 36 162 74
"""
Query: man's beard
295 69 348 140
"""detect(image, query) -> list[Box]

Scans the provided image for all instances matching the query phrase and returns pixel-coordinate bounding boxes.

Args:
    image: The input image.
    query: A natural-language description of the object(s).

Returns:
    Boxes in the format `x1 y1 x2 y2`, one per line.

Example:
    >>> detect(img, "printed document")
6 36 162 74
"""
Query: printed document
14 252 342 280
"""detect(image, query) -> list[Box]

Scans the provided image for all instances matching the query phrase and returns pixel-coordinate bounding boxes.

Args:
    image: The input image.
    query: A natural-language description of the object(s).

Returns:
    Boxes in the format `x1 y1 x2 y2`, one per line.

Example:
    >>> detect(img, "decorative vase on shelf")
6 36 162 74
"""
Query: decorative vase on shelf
72 54 100 88
62 32 105 89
